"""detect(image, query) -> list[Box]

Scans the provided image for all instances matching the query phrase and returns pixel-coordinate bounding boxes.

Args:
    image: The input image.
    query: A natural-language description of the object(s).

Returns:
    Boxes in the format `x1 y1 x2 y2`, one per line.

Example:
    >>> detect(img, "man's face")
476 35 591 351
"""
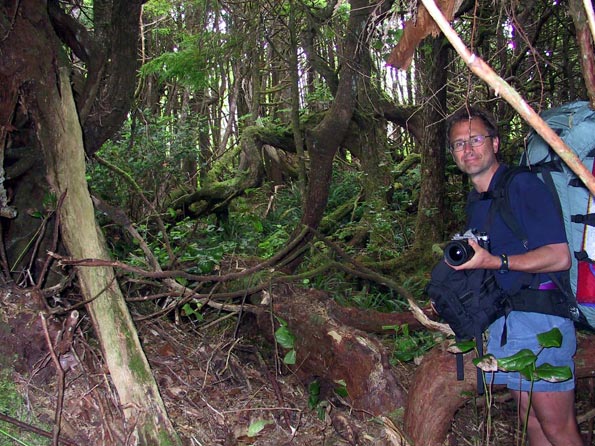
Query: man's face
449 117 499 178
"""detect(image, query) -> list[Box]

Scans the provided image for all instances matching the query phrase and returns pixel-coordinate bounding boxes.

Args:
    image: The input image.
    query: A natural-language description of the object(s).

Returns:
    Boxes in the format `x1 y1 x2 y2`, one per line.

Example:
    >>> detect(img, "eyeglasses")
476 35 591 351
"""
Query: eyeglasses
450 135 492 152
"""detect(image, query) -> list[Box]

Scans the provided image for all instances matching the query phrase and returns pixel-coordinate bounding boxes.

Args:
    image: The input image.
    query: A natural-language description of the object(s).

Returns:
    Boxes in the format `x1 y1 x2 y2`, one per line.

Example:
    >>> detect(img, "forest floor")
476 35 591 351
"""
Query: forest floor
0 284 594 446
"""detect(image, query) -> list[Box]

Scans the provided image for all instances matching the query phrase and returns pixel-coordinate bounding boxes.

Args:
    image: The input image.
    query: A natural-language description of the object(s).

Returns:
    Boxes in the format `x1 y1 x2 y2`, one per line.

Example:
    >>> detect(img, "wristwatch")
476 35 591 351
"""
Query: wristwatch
499 253 509 274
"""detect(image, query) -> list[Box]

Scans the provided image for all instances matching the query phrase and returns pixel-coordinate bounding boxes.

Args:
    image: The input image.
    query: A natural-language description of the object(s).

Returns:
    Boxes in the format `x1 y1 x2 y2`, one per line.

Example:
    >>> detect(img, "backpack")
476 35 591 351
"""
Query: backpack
520 101 595 327
426 262 506 342
426 261 506 393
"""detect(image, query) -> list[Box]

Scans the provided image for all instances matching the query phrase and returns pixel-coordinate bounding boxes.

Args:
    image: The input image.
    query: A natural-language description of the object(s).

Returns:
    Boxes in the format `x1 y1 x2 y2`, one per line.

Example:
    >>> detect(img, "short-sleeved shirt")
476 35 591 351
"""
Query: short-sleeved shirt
466 164 568 290
466 164 576 391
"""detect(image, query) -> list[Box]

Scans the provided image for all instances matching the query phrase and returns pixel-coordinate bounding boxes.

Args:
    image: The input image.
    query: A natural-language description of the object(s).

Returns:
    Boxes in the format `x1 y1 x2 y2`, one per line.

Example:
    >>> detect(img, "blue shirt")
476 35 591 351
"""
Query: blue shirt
466 164 568 291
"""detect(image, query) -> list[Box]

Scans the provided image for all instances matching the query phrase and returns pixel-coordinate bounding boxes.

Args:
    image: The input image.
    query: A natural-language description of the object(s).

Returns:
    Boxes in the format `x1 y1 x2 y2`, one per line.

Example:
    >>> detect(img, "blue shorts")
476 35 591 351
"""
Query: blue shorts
485 312 576 392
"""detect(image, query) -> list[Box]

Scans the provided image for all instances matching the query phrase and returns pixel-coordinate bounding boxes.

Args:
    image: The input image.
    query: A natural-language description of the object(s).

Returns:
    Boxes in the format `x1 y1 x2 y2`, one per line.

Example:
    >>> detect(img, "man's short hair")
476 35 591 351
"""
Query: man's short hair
446 106 499 140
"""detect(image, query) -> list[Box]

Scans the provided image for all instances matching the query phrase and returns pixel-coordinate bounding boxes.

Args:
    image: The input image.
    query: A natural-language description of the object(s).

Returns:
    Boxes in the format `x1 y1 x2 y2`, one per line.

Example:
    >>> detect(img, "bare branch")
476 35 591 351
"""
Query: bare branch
421 0 595 196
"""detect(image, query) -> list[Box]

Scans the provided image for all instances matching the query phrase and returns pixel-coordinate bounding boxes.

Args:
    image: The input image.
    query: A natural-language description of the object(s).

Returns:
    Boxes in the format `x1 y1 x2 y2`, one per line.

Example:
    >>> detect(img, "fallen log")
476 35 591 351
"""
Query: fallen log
257 286 406 415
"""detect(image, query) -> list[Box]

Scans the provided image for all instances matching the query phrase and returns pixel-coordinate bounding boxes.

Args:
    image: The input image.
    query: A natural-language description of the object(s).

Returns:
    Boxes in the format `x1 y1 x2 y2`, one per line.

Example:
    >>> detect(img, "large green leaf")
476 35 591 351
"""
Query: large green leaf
496 349 537 372
283 349 297 365
247 419 273 437
275 325 295 349
517 364 536 380
536 328 563 348
473 354 499 372
449 339 476 354
533 363 573 382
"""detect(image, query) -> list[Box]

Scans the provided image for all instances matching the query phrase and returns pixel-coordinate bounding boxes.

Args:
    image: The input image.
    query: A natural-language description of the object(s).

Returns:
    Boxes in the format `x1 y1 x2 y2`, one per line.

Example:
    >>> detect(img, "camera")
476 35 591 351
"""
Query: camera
444 229 490 266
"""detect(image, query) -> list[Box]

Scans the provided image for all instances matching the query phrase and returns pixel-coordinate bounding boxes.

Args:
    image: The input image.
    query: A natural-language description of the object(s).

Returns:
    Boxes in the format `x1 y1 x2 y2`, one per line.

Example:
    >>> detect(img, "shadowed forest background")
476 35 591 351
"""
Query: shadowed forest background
1 0 595 445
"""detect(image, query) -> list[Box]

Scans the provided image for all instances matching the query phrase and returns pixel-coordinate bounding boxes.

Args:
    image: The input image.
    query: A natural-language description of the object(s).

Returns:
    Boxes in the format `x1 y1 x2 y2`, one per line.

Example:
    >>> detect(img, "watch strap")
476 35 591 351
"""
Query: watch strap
499 253 509 273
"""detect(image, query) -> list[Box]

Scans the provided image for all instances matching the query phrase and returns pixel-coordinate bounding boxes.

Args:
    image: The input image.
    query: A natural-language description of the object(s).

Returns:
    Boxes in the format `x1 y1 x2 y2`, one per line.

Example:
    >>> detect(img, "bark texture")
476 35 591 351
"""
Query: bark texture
1 3 182 444
404 342 477 446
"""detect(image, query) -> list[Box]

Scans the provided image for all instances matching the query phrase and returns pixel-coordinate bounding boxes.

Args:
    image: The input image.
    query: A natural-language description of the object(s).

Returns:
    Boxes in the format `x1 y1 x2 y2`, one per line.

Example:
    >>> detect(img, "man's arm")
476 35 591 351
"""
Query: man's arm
449 240 571 273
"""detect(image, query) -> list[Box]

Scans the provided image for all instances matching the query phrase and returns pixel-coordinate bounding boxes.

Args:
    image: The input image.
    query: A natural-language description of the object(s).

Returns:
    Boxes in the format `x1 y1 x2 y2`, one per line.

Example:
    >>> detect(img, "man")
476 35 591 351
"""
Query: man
446 106 583 446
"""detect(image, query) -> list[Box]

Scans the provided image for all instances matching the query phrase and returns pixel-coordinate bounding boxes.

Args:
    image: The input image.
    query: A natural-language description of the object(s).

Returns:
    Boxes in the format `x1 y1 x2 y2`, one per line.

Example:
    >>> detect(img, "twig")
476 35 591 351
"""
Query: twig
48 237 303 283
0 413 77 446
49 276 116 316
220 407 301 414
40 313 65 446
0 221 11 282
421 0 595 196
35 191 67 290
92 156 176 265
309 227 454 336
256 351 292 429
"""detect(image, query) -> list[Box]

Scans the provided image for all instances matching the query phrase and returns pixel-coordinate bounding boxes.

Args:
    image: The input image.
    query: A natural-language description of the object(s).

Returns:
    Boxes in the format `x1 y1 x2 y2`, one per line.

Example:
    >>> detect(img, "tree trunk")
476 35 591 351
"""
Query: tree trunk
1 3 182 445
414 36 449 250
38 66 182 446
568 0 595 107
404 342 477 446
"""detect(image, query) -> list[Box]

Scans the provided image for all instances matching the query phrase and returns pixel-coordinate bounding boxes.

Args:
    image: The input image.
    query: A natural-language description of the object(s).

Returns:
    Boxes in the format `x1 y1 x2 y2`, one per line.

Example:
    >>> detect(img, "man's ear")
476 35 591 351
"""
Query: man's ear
492 136 500 153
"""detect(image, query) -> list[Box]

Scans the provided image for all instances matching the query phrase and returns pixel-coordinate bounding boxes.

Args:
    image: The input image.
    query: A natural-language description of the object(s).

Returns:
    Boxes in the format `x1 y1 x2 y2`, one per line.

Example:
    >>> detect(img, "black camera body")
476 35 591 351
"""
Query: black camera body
444 229 490 266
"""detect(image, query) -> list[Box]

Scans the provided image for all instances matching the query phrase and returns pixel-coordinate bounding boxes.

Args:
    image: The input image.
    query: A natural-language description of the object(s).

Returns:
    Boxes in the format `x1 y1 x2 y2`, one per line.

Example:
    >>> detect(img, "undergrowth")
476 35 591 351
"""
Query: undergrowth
90 143 442 365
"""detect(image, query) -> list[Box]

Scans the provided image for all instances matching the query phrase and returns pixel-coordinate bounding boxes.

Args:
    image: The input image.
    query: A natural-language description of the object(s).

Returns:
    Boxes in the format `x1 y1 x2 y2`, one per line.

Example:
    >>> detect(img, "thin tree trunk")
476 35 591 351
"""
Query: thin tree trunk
4 3 182 443
35 64 182 446
569 0 595 107
414 36 448 250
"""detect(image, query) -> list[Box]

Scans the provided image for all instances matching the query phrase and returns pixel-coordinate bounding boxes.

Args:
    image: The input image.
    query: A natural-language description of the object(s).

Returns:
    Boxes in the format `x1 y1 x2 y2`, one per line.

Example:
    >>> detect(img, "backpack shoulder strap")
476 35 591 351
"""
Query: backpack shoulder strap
477 166 530 248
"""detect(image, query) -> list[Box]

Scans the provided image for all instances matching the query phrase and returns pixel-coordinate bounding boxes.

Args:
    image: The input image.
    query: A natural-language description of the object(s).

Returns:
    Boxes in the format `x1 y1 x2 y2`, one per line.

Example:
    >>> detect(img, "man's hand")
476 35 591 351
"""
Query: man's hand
447 239 500 271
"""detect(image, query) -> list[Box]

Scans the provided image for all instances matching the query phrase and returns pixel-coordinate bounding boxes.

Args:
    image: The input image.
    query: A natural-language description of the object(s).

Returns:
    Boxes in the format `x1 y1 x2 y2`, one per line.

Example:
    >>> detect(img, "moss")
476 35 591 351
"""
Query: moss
0 368 51 446
124 331 152 382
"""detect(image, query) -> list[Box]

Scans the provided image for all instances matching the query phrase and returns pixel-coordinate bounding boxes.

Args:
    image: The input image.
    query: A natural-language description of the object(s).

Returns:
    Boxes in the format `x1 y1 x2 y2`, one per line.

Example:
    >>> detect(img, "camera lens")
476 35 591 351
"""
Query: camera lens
444 240 475 266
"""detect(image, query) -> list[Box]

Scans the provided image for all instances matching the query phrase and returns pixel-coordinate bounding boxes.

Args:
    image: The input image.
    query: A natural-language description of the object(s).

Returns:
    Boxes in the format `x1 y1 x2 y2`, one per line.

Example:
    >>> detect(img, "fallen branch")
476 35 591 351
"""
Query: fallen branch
310 228 453 336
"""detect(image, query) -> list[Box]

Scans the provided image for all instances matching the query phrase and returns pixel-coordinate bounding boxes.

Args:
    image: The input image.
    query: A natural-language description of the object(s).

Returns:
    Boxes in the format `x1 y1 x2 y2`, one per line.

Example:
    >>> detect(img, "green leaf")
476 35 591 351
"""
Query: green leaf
181 303 196 317
533 363 573 382
247 419 273 437
536 328 563 348
473 354 499 372
518 364 536 380
334 379 349 398
283 349 296 365
274 325 295 349
251 219 264 232
308 380 320 409
317 405 326 421
449 339 476 354
496 349 537 372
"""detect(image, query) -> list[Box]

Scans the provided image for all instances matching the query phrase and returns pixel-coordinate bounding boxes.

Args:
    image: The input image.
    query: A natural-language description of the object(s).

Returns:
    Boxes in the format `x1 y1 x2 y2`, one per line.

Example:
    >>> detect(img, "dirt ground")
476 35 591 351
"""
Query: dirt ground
0 284 594 446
